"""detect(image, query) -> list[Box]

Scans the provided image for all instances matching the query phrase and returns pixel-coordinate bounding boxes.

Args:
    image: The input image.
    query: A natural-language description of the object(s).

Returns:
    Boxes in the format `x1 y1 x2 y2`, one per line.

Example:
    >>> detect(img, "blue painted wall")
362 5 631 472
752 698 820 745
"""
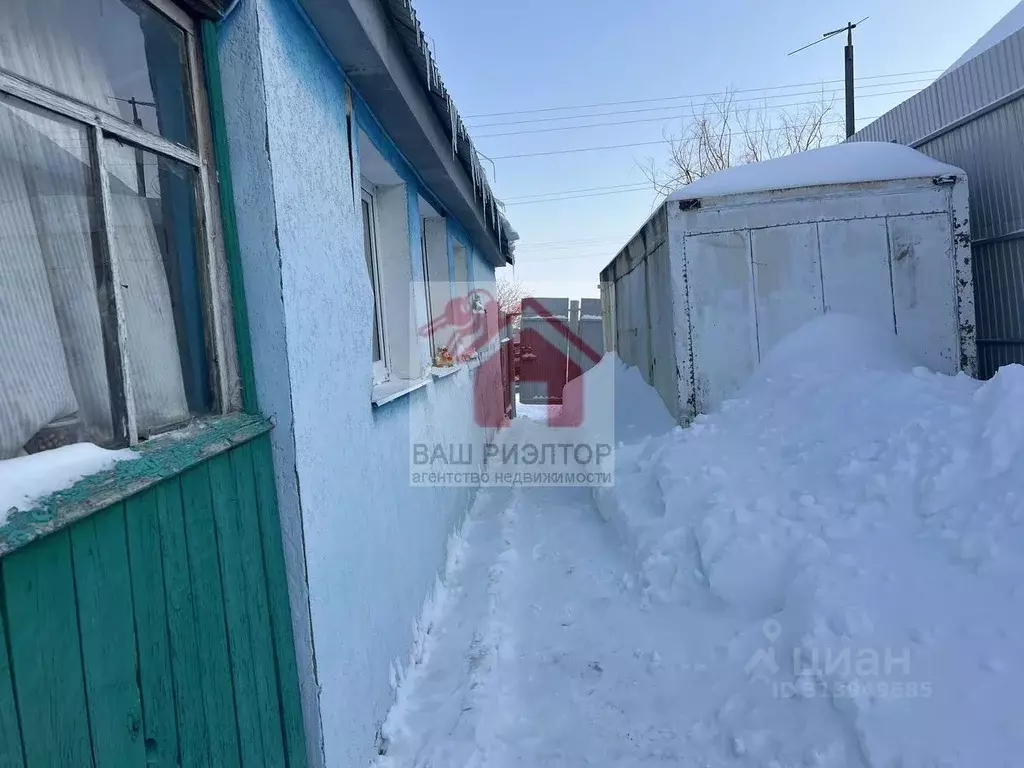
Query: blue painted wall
217 1 497 766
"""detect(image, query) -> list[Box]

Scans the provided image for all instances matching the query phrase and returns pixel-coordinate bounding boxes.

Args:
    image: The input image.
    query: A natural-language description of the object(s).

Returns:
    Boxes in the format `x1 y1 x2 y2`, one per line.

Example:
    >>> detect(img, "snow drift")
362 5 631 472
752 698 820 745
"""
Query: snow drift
596 314 1024 767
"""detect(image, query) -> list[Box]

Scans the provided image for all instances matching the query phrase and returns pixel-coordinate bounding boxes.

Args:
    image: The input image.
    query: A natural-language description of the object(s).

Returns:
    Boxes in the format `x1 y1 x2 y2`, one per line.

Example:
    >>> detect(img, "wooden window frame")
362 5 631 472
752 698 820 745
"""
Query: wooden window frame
0 0 238 448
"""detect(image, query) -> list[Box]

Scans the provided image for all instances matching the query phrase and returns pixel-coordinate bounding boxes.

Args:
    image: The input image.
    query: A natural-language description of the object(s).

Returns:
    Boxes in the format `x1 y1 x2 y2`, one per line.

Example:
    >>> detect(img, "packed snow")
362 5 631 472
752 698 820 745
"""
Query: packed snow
667 142 962 201
0 444 136 522
376 315 1024 767
944 0 1024 73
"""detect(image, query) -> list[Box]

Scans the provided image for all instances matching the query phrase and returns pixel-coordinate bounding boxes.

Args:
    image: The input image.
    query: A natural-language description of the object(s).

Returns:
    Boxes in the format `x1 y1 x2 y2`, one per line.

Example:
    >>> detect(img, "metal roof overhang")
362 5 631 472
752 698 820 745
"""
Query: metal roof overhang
297 0 512 267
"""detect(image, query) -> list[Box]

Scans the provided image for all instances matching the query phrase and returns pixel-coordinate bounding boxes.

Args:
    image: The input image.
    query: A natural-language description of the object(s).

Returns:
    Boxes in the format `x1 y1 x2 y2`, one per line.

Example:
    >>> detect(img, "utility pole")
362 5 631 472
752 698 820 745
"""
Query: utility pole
114 96 158 195
789 17 867 139
843 23 856 138
128 97 146 196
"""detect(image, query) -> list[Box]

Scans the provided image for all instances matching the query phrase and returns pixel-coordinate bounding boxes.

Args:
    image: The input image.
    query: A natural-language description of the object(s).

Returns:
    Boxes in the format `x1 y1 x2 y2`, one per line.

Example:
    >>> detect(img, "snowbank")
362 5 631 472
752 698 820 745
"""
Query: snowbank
596 314 1024 766
667 142 962 201
0 444 136 522
945 0 1024 73
561 353 676 444
507 354 674 485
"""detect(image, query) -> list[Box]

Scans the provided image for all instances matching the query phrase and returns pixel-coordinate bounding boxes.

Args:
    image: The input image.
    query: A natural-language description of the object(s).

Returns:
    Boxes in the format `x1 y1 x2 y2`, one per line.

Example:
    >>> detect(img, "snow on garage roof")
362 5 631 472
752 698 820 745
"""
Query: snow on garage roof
944 0 1024 74
667 141 963 202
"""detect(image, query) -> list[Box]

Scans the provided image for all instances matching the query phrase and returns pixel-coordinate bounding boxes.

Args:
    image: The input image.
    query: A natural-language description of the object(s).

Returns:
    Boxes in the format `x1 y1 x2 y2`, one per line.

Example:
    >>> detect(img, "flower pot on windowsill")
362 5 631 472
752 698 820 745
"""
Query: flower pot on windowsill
433 347 455 368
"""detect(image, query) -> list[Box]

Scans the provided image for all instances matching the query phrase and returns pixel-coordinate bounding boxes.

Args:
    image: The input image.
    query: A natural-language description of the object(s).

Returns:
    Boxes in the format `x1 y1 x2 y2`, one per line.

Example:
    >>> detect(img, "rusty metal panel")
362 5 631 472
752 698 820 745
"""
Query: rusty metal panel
853 30 1024 376
750 223 824 357
818 218 894 327
888 214 960 373
684 230 758 413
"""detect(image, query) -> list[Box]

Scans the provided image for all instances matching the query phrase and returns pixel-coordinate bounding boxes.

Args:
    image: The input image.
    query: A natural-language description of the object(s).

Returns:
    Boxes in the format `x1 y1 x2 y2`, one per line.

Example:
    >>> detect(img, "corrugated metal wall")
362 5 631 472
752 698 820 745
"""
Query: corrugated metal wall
852 30 1024 377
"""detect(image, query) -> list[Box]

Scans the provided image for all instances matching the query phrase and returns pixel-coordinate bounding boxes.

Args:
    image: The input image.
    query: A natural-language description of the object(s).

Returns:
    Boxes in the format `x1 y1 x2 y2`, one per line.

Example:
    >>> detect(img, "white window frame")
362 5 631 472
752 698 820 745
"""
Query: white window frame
361 183 390 383
420 216 435 355
0 0 238 449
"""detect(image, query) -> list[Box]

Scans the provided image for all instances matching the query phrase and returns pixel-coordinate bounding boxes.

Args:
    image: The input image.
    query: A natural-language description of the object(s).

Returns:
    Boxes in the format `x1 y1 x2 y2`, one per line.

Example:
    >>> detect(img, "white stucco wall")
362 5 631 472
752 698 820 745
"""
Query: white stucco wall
218 1 498 765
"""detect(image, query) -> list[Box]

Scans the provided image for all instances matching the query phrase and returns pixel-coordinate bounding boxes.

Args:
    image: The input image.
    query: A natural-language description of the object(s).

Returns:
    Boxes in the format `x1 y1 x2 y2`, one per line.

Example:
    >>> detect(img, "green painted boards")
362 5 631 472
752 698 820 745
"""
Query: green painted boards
0 433 306 767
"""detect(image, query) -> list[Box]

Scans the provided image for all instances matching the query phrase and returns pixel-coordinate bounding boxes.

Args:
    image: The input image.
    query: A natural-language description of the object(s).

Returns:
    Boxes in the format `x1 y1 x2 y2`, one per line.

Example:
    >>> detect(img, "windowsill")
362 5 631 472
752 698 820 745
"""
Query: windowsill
0 412 271 559
431 365 463 380
371 375 432 407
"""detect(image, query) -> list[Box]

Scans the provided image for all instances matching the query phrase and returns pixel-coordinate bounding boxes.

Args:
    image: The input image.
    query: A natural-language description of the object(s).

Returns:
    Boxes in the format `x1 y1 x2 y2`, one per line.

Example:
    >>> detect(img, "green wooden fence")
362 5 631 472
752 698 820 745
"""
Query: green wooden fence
0 432 307 768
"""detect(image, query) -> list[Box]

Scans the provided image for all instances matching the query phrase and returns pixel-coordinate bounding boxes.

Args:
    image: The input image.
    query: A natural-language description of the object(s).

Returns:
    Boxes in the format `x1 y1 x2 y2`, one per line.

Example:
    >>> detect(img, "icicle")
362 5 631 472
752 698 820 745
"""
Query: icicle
448 95 457 160
421 35 431 91
470 149 477 192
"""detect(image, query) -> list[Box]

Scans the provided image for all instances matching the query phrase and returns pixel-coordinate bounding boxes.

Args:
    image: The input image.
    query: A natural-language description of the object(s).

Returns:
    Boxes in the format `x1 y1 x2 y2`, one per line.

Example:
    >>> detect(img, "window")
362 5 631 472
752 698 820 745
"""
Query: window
453 241 469 287
0 0 232 460
357 129 428 387
361 186 388 380
420 220 433 353
421 216 452 362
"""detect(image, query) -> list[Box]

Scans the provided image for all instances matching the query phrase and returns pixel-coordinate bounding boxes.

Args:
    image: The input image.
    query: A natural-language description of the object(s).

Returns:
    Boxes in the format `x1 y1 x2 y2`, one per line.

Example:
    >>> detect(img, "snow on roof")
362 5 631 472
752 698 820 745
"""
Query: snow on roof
944 0 1024 74
667 141 963 202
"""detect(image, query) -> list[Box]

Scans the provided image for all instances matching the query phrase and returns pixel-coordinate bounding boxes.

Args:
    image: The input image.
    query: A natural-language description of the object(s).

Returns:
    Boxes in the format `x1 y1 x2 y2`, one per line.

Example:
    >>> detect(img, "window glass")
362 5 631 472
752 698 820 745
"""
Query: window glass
453 241 469 286
361 195 383 364
105 138 211 435
0 98 113 459
0 0 194 148
420 221 434 353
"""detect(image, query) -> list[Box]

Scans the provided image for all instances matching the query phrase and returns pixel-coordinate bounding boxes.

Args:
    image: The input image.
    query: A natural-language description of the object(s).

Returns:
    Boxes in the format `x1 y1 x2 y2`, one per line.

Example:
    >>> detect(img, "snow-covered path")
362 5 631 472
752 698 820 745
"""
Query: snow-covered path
377 317 1024 768
377 478 714 767
377 479 872 767
377 448 869 765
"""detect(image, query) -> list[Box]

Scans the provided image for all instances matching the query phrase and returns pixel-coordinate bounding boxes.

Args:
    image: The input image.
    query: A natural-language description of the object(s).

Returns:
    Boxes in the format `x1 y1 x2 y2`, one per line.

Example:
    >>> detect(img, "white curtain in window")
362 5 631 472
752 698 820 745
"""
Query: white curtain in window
0 2 188 459
0 119 82 458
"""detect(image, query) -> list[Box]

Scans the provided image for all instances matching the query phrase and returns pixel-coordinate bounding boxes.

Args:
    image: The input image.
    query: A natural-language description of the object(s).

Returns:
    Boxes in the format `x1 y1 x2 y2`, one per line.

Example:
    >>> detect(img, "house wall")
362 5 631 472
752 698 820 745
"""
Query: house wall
852 31 1024 377
218 1 496 766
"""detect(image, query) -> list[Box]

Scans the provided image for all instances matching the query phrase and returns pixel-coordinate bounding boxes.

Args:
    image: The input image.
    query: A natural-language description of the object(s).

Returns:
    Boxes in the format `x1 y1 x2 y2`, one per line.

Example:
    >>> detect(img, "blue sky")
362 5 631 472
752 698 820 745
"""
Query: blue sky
414 0 1019 298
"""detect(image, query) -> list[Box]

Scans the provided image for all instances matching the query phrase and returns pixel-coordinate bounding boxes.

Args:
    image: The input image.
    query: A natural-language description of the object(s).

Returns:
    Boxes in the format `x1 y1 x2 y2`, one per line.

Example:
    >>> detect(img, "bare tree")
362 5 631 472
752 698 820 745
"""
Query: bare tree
495 275 529 316
639 88 841 197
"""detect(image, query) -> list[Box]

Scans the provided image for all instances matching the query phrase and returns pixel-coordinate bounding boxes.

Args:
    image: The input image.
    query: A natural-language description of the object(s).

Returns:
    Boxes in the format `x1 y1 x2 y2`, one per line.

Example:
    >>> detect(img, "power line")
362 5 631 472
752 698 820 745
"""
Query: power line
516 251 621 262
470 78 932 129
514 240 638 251
476 89 919 139
504 182 651 201
506 186 653 206
489 115 880 160
519 236 626 246
494 138 665 160
463 69 940 119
